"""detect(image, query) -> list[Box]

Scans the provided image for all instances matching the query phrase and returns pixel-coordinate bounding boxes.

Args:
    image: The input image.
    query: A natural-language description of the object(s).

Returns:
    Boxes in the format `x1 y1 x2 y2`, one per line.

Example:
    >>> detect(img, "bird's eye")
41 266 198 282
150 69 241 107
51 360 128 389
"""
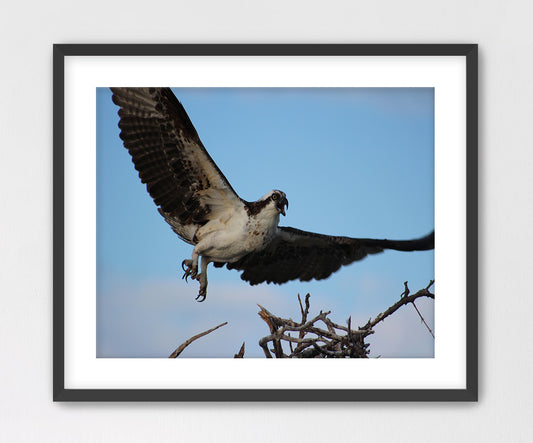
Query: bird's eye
272 193 279 201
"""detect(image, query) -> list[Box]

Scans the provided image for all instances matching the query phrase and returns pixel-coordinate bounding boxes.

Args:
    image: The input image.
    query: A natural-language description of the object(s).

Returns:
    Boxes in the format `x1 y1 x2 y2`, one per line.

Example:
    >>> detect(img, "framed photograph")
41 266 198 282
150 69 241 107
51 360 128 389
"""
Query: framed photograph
54 44 477 401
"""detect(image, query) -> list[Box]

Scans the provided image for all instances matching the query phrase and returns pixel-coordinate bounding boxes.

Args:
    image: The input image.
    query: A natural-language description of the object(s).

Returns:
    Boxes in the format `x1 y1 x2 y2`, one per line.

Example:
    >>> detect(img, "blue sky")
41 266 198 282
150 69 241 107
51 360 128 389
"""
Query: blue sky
96 87 434 358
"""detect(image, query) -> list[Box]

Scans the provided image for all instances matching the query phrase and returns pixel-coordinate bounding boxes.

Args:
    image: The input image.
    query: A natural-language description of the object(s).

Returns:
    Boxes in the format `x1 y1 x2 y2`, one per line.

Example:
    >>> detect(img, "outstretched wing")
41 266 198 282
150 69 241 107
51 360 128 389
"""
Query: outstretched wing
224 227 434 285
111 87 243 244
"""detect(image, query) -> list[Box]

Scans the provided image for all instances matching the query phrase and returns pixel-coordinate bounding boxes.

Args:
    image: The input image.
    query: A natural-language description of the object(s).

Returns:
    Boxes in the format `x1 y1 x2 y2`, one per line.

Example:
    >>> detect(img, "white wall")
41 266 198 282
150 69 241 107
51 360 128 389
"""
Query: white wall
1 1 532 441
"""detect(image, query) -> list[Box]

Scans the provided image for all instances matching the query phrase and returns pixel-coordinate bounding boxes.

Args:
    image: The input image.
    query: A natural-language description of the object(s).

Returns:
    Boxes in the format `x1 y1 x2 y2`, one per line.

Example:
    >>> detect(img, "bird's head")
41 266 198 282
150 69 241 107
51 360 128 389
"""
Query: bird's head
265 190 289 216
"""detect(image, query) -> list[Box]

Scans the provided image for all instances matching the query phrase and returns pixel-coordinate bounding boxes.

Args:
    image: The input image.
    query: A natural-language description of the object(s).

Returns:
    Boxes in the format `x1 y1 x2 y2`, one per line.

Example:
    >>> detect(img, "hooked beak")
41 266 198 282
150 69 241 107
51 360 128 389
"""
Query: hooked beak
278 197 289 216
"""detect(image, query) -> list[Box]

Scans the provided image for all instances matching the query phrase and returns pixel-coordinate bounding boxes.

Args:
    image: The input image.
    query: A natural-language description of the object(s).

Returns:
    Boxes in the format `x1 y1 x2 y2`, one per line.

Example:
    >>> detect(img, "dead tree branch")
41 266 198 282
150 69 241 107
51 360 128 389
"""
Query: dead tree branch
258 300 368 358
411 301 435 338
167 281 434 358
258 281 435 358
234 342 245 358
362 280 434 330
169 321 228 358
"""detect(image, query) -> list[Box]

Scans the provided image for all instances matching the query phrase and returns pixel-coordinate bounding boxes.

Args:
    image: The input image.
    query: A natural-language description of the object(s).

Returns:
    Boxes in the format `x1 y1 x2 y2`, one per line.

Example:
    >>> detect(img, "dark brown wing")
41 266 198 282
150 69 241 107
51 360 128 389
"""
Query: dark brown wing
225 227 434 285
111 87 243 243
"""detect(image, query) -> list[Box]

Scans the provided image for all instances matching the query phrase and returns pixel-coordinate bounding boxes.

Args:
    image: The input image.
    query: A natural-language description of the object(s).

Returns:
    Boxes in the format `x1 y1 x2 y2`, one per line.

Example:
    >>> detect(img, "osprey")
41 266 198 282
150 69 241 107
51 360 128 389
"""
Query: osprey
111 87 434 302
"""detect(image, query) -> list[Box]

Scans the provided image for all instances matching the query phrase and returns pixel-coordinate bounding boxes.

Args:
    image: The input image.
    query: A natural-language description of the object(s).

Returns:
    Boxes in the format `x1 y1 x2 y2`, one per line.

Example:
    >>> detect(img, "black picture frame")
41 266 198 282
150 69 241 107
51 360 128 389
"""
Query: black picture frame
53 43 478 402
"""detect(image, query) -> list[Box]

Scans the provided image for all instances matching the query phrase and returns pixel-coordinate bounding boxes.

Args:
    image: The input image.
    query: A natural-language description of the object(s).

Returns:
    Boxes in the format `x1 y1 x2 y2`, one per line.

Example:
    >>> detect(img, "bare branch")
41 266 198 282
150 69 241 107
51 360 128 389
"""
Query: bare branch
363 285 434 331
169 322 228 358
411 301 435 338
298 294 311 337
234 342 245 358
401 281 410 298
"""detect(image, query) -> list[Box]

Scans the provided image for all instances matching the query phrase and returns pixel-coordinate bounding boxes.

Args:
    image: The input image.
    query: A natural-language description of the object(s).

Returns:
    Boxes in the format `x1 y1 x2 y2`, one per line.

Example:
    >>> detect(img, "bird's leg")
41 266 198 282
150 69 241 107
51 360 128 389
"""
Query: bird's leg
181 251 199 282
194 256 210 302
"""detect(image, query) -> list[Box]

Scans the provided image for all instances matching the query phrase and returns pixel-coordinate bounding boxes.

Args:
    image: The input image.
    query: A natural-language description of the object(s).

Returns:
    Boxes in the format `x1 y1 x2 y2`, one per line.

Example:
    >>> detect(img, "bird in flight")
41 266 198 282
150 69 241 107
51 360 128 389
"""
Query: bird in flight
111 87 434 302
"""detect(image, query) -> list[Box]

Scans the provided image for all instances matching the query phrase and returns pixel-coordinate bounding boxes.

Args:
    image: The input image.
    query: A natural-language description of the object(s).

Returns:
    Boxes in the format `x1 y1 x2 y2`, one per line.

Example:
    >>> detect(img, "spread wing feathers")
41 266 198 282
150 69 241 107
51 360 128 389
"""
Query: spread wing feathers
111 87 243 244
224 228 435 285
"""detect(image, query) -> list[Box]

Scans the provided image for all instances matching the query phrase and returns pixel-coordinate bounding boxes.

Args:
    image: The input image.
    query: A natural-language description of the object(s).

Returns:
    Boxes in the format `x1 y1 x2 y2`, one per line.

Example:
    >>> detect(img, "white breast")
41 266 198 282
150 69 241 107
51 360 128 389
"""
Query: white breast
244 205 280 252
193 203 279 263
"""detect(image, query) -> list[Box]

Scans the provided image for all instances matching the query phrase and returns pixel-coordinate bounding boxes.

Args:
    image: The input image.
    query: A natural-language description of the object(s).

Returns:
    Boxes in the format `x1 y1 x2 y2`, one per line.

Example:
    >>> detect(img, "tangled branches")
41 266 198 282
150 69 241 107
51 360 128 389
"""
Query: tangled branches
257 294 368 358
168 281 434 358
257 280 435 358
